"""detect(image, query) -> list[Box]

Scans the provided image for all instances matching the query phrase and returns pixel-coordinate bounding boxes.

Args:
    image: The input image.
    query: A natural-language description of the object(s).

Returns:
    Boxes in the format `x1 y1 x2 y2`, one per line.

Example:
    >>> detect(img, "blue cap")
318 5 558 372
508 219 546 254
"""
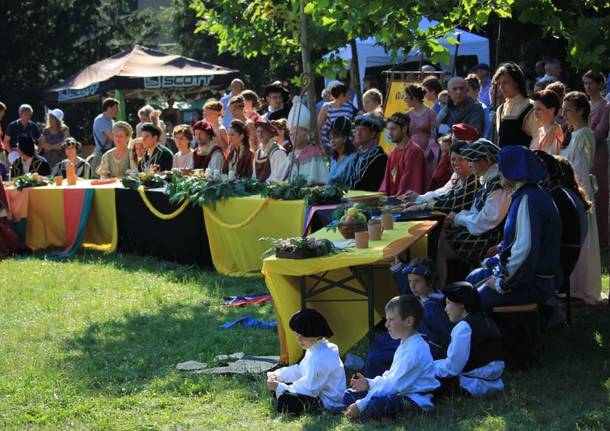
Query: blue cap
498 145 547 183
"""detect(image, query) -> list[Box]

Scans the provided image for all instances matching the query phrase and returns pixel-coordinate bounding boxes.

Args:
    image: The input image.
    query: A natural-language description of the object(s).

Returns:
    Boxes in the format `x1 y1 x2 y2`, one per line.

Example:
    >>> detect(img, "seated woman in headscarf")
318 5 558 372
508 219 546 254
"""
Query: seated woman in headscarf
10 135 51 178
278 98 329 185
467 145 561 310
51 137 92 179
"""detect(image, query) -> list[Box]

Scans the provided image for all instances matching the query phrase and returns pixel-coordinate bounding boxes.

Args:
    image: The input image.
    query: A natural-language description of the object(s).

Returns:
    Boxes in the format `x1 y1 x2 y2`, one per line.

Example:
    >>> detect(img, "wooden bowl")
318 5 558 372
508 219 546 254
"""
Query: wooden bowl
338 222 367 239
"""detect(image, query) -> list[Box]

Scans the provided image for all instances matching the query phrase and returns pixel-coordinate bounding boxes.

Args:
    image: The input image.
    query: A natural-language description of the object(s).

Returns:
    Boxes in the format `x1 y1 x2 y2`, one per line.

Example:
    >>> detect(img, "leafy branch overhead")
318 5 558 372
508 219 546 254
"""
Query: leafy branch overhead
191 0 610 73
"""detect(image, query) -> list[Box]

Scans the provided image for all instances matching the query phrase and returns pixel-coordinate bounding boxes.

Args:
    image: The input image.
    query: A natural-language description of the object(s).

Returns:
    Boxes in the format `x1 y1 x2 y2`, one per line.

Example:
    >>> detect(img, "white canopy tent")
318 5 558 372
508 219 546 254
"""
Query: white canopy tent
324 18 490 89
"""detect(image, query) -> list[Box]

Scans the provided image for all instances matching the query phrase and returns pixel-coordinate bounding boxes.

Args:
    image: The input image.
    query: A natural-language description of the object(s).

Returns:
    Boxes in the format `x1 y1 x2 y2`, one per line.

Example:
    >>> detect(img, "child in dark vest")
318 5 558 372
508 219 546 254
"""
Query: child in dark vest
434 281 505 397
266 308 345 416
364 257 453 377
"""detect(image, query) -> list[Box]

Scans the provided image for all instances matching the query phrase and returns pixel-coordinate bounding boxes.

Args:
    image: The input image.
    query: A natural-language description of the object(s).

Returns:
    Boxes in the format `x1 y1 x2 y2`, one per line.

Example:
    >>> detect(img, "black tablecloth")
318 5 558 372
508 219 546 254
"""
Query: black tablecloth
115 188 212 267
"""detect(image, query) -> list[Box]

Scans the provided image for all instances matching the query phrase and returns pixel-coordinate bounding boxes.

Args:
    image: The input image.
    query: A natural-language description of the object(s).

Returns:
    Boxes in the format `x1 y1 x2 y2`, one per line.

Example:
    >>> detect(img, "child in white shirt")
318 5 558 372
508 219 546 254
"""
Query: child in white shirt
267 308 346 415
344 295 440 419
434 281 505 397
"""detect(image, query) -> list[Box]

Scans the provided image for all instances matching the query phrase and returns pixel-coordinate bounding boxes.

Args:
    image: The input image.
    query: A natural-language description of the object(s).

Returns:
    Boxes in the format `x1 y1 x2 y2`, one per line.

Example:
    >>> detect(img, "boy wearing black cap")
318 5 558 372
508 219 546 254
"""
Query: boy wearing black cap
344 296 440 419
435 282 504 397
10 135 51 178
266 308 345 416
346 114 387 191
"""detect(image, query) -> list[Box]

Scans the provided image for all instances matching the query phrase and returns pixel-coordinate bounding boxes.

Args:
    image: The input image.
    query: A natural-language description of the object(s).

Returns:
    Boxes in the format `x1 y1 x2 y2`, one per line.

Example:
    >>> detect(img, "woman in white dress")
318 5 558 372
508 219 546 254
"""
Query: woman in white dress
560 91 601 303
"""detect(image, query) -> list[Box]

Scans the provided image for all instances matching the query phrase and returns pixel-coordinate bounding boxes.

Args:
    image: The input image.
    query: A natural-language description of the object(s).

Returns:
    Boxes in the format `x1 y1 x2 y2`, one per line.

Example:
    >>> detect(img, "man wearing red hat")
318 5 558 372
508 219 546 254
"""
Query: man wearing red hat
253 119 287 182
428 124 480 191
192 119 224 172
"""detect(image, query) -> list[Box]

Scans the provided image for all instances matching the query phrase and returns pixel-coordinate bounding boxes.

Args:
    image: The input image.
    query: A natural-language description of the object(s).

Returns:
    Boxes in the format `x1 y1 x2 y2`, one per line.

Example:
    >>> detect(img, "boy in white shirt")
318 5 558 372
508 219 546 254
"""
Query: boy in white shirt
267 308 346 415
344 296 440 419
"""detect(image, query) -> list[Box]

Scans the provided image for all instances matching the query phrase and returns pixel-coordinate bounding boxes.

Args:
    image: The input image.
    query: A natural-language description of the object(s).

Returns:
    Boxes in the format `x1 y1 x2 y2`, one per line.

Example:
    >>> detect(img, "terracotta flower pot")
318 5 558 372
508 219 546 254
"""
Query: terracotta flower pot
338 222 367 239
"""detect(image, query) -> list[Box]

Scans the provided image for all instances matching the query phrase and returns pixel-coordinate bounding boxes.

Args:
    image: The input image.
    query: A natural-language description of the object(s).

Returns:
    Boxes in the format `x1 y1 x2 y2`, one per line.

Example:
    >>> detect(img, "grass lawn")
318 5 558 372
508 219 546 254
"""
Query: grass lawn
0 251 609 430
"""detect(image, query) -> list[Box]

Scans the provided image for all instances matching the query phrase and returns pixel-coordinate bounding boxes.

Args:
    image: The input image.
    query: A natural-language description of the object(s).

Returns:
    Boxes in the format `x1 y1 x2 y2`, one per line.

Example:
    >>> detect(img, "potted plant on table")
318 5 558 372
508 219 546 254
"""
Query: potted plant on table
260 236 338 259
327 204 369 239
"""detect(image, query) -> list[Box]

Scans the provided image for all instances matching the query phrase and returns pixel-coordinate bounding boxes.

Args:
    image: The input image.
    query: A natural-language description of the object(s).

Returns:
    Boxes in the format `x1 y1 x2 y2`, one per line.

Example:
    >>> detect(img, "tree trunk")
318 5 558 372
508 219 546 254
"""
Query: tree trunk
349 39 363 110
299 0 318 140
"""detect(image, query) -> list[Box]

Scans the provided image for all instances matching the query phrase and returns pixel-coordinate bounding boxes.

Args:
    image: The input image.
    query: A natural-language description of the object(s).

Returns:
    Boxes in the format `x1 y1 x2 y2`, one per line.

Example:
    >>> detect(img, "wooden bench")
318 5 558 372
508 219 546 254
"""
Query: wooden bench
491 303 541 370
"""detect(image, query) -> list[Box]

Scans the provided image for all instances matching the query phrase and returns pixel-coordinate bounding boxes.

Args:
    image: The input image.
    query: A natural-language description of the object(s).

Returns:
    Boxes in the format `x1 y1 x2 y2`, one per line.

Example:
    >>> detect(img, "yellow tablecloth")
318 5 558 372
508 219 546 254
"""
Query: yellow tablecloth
202 190 386 274
203 197 307 274
262 221 433 364
7 181 118 252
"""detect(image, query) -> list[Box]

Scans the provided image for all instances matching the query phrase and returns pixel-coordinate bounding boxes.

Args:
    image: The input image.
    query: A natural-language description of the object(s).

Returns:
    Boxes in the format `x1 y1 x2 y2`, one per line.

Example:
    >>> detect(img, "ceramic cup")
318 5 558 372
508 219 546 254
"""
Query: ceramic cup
355 231 369 248
381 212 394 230
368 220 383 241
54 176 63 186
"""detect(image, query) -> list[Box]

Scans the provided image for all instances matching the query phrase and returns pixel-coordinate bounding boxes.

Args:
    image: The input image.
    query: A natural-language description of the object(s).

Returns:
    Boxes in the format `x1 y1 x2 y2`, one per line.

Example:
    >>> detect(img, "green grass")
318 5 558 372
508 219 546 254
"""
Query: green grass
0 252 609 430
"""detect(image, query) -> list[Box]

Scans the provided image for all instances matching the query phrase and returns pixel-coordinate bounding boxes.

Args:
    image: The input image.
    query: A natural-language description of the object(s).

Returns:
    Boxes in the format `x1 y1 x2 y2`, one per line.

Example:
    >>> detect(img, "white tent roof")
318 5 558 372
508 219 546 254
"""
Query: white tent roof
325 18 490 88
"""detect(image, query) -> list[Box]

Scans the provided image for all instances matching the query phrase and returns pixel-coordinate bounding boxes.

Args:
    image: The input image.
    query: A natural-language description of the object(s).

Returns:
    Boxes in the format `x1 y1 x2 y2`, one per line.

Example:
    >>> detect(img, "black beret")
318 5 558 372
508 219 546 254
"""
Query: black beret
140 123 161 138
18 135 36 158
443 281 481 313
289 308 333 338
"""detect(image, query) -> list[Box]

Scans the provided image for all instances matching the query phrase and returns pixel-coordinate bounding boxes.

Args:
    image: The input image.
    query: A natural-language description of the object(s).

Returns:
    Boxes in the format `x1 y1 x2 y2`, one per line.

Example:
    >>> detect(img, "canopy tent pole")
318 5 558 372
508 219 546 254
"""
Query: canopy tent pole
115 89 126 122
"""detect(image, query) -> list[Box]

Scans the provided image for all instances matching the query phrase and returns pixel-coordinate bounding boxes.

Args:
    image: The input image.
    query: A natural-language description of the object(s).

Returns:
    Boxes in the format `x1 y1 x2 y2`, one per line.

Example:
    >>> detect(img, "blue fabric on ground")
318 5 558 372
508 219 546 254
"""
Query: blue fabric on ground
219 316 277 329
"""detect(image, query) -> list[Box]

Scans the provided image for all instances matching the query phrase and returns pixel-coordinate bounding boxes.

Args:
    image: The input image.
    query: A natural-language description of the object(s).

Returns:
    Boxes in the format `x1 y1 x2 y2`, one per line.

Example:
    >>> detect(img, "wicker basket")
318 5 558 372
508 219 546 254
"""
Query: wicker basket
276 247 318 259
338 222 367 239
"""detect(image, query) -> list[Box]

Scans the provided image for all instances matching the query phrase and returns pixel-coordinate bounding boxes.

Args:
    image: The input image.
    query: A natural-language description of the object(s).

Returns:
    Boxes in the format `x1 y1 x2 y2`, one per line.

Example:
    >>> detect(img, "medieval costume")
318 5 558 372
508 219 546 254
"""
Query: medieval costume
560 127 602 303
435 282 504 397
468 146 561 310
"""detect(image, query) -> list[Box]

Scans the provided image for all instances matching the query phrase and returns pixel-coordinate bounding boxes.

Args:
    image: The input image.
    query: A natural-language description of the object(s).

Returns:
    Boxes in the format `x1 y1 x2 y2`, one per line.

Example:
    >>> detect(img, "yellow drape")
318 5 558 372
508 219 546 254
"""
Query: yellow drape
136 186 190 220
261 221 430 364
21 183 117 253
82 188 117 253
203 196 307 274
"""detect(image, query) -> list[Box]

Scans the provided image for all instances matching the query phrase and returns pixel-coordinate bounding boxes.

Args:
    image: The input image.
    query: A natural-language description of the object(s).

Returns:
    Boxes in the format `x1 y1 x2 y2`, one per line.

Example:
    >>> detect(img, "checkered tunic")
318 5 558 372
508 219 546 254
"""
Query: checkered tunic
444 174 505 262
429 174 479 214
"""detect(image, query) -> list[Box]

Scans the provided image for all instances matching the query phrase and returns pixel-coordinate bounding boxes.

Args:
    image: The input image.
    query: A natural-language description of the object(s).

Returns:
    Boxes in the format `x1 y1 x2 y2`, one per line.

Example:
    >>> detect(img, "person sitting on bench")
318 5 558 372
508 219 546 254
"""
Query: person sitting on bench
436 138 511 287
467 145 561 310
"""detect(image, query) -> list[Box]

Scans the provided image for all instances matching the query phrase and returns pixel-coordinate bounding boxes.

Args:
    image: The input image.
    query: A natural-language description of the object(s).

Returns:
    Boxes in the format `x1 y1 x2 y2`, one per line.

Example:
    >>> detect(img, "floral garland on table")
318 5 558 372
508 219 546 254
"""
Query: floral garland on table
163 173 347 207
259 236 339 259
12 173 52 190
121 172 166 190
304 182 347 206
261 176 347 204
165 172 265 208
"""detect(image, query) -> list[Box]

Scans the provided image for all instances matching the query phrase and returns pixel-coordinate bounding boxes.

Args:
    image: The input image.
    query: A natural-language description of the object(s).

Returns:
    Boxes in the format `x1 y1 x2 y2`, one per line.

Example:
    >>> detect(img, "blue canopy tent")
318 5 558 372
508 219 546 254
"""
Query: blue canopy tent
324 18 490 89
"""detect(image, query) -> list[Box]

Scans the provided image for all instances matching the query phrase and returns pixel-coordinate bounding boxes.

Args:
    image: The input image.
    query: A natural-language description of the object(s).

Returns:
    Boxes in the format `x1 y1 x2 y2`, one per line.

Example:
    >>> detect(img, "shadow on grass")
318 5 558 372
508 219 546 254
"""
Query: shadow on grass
28 249 267 296
58 296 278 394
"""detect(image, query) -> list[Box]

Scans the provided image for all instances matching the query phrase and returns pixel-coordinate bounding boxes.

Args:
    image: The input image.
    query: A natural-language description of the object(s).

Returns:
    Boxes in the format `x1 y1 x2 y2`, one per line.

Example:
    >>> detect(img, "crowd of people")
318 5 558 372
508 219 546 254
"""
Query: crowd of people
0 59 607 419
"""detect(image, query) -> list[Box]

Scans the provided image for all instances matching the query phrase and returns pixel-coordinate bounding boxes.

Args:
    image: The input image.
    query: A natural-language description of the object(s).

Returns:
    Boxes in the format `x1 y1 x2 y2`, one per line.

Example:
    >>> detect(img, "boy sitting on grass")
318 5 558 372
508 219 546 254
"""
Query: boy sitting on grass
365 258 453 378
344 296 440 419
434 282 505 397
267 308 346 416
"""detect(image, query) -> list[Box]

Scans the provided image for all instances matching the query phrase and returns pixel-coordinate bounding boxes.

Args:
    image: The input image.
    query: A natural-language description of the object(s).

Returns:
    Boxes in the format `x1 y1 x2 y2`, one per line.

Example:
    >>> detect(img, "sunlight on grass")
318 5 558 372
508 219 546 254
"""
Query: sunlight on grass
1 253 610 430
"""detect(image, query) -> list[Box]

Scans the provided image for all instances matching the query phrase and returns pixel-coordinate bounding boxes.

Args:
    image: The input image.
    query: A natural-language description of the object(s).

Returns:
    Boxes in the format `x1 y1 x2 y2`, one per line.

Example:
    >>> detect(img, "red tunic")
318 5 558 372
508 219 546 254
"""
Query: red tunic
379 141 428 196
428 152 452 191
